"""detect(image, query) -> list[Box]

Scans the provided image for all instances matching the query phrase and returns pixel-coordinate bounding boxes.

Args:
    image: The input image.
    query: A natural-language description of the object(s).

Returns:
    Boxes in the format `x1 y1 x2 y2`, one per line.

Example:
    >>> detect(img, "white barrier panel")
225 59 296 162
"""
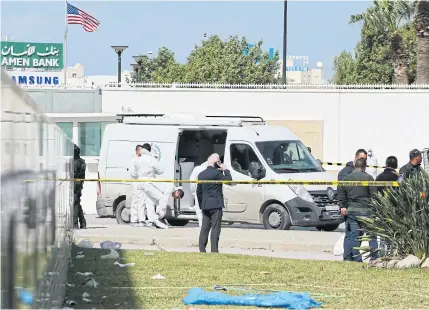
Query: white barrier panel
1 69 74 309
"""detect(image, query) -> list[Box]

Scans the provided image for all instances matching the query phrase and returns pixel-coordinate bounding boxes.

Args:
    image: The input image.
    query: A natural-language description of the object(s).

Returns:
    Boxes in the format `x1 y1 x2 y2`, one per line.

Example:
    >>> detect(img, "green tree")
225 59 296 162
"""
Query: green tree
354 20 395 84
333 2 416 85
331 51 358 84
182 35 280 84
414 0 429 84
350 0 414 84
133 47 183 83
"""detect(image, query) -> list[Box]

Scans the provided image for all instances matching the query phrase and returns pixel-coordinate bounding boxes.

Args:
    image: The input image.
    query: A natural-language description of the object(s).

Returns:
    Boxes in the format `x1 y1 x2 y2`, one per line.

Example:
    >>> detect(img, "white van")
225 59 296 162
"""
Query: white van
96 114 343 231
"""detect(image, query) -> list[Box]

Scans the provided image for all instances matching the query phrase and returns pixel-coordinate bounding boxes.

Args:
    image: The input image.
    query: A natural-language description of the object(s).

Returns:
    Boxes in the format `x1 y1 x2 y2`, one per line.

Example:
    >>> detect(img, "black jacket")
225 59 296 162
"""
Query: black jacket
74 156 86 187
375 168 399 194
337 170 377 213
338 161 354 181
399 162 422 179
196 166 232 210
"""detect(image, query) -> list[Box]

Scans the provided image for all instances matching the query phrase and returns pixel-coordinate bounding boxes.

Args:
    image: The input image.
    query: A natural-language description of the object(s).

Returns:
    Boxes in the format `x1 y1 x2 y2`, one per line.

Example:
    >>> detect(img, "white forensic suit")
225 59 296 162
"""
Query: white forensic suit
151 183 183 220
137 149 167 228
189 161 208 227
129 155 145 224
366 149 378 180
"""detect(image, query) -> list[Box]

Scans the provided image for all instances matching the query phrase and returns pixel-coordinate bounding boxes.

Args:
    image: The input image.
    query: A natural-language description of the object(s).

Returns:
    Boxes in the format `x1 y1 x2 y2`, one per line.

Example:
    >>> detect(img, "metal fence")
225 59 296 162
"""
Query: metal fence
423 148 429 174
1 69 74 309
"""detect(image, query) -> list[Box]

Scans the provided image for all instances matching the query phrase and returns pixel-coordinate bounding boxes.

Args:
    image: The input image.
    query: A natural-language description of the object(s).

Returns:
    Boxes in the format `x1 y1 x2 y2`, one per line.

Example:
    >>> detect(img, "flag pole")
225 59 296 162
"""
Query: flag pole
64 0 68 87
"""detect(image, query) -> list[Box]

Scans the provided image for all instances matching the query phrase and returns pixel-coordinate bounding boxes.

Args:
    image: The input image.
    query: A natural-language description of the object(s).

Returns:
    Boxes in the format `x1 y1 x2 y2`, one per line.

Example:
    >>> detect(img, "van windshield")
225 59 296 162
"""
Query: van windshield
256 140 323 173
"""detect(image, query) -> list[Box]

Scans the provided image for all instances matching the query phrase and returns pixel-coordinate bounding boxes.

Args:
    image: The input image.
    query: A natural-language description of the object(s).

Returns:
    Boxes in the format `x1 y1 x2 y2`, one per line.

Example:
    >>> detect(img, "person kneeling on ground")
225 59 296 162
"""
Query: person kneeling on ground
337 158 378 262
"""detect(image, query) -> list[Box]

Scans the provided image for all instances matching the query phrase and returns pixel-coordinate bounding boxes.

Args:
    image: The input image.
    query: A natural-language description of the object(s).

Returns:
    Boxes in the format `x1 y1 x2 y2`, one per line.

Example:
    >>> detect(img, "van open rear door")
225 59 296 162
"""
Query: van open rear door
101 124 181 220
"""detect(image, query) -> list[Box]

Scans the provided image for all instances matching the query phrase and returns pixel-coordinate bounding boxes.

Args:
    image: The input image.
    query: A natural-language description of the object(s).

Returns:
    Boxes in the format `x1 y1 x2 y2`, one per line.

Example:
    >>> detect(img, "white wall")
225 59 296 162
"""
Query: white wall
102 88 429 166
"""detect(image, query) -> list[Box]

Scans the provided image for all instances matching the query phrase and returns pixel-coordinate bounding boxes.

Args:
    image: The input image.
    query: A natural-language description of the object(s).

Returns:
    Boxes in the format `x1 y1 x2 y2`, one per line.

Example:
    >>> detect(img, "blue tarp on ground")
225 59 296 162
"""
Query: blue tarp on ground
183 288 322 309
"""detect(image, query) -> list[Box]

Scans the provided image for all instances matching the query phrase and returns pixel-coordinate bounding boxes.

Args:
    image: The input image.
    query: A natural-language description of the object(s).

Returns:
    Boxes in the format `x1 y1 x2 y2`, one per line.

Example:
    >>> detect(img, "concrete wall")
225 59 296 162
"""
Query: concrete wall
26 88 102 113
102 88 429 166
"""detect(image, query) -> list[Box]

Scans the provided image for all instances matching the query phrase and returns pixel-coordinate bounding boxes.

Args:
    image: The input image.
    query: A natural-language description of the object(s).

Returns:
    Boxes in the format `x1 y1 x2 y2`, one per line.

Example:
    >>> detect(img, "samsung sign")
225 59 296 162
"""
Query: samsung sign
6 71 62 85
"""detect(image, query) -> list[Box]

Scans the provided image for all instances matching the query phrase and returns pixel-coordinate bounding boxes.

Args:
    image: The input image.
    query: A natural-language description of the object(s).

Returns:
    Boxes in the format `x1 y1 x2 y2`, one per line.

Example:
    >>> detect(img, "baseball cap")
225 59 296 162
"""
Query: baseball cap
409 149 421 159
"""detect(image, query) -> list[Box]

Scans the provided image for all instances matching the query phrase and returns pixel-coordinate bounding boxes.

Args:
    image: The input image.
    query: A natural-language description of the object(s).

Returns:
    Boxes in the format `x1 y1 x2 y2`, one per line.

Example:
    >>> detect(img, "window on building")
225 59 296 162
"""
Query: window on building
72 73 77 78
55 122 74 156
78 122 112 156
230 143 262 179
56 122 73 140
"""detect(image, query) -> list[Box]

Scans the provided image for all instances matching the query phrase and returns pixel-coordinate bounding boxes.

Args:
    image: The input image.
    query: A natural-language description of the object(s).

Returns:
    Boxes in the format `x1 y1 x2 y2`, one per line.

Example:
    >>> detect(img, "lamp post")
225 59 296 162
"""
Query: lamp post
132 55 145 83
282 0 288 85
111 45 128 86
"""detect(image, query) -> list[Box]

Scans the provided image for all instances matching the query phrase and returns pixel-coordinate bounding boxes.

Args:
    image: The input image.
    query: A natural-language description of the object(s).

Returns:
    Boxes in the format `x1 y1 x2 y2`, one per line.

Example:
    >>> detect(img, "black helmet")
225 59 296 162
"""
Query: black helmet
74 144 80 155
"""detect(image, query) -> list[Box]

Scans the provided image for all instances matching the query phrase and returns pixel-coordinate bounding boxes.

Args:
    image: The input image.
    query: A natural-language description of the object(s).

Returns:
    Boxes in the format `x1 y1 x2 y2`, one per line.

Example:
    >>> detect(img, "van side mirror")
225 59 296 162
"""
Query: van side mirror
256 167 266 180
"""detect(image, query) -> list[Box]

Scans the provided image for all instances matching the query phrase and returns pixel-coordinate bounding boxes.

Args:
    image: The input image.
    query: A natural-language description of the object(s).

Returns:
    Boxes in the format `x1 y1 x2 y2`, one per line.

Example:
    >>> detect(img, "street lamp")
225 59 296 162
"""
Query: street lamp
111 45 128 86
282 0 288 85
133 55 145 83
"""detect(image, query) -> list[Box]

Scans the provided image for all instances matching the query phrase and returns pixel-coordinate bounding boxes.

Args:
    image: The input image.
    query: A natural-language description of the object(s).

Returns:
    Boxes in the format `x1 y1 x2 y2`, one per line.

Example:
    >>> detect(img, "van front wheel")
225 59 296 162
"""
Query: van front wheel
115 201 130 224
262 204 291 230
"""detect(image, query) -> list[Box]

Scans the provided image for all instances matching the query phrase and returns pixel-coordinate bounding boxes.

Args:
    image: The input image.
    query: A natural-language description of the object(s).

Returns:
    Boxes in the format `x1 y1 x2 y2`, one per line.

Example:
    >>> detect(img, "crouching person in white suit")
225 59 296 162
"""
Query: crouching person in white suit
189 161 208 227
150 183 185 224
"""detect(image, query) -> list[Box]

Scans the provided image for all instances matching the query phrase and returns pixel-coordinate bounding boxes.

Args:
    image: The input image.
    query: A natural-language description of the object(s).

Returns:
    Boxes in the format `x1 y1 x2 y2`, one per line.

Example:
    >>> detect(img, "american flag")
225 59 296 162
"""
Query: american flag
67 3 100 32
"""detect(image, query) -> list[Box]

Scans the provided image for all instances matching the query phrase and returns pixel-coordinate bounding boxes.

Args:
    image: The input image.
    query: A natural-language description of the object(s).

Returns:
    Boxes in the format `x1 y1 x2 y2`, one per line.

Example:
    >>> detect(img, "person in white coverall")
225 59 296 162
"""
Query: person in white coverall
137 143 169 229
189 161 208 227
151 183 185 221
129 144 145 227
366 148 378 180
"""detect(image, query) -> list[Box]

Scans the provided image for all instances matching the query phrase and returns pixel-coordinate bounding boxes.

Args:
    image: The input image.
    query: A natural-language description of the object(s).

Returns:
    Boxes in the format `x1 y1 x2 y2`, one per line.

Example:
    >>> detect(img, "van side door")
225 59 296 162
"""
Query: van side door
223 141 265 222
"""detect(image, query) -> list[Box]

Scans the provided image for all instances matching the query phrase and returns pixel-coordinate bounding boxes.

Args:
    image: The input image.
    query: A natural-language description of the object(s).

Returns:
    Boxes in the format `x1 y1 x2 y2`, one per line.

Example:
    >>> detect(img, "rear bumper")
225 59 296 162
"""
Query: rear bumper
96 198 114 217
285 197 343 227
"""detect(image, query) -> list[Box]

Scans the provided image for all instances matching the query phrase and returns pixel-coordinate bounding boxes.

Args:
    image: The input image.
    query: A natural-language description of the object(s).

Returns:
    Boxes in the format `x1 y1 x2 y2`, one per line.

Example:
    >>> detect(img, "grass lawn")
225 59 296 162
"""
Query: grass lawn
66 246 429 309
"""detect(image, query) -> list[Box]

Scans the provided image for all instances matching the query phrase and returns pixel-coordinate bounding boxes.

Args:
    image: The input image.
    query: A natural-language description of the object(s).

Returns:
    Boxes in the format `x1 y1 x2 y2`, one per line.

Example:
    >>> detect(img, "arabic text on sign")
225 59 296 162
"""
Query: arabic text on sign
1 45 60 57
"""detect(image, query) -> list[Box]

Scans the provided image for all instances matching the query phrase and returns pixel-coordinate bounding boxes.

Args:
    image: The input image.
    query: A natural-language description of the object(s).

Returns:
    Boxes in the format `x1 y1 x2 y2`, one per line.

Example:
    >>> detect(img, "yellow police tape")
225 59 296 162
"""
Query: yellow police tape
321 162 387 169
39 178 399 187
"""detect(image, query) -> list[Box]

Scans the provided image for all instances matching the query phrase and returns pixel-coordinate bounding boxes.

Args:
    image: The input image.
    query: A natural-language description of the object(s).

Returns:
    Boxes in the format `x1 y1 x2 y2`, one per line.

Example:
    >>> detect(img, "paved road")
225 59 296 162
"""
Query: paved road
74 216 344 261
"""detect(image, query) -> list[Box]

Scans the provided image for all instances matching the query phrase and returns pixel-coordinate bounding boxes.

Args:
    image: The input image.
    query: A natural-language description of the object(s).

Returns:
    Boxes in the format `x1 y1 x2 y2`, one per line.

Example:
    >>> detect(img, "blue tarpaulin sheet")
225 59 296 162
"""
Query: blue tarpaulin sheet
183 288 322 309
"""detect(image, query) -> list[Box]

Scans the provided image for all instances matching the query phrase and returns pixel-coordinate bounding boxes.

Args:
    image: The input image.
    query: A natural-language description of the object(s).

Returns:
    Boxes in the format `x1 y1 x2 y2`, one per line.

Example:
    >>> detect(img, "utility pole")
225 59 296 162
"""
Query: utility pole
282 0 288 85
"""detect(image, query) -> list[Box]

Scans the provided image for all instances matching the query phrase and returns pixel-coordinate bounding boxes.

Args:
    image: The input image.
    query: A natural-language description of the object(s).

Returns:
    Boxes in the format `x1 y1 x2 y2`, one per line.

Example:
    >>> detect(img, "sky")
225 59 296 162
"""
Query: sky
0 1 371 79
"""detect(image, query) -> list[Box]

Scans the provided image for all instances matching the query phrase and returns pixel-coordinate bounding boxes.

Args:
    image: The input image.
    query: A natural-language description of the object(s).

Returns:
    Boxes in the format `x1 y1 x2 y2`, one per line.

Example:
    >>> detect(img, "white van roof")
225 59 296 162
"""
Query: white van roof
110 114 300 142
116 113 265 127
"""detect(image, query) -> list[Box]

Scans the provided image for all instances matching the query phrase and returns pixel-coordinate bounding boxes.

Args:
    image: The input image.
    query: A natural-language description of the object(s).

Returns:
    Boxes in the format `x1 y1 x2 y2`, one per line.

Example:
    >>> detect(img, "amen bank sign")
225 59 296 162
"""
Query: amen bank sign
1 41 64 70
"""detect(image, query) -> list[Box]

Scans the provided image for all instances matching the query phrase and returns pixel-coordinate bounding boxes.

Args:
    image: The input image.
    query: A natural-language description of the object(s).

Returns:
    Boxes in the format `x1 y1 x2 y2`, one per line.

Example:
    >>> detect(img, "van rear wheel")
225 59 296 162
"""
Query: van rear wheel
115 201 130 224
262 204 291 230
315 224 340 232
167 219 189 227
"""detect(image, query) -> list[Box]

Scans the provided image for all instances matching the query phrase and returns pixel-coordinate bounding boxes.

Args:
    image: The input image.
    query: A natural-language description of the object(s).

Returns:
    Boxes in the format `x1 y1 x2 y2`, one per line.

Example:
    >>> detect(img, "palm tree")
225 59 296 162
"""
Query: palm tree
414 0 429 84
350 0 414 84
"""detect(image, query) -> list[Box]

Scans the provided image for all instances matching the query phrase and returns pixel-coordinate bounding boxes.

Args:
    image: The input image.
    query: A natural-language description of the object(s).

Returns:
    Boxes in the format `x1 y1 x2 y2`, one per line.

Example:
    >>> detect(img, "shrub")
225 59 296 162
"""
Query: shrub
360 171 429 261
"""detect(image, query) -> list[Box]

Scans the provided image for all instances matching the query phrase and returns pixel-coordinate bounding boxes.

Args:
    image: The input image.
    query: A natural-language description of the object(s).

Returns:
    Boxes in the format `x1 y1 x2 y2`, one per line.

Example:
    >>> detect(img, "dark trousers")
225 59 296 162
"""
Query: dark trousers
73 185 86 228
199 208 223 253
343 212 378 262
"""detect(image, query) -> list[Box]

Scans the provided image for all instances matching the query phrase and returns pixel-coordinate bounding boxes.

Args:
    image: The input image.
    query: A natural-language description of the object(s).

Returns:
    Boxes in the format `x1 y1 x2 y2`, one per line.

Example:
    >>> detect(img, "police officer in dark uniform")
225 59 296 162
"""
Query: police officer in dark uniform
375 156 400 195
73 144 87 229
399 149 422 180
